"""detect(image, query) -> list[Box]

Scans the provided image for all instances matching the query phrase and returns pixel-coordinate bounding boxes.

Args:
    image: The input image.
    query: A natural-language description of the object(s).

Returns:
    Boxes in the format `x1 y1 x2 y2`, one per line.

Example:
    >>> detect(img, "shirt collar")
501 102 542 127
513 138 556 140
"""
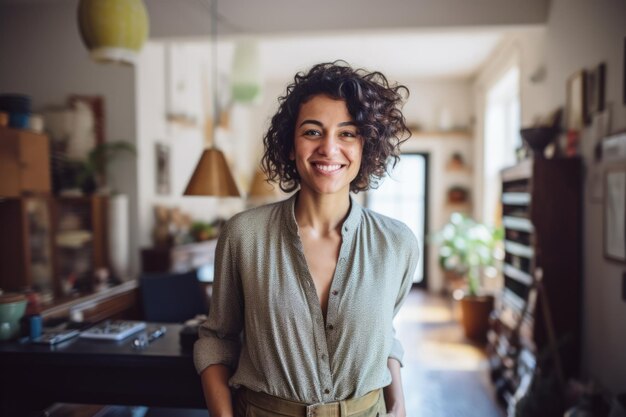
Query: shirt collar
283 191 362 237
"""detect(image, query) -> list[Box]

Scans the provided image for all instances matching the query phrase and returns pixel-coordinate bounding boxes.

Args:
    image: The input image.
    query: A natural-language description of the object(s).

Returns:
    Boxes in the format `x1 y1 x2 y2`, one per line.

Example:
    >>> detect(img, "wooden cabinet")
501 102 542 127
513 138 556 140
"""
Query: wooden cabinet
0 127 51 197
0 128 135 322
490 158 582 409
0 197 55 299
0 195 110 303
53 196 110 297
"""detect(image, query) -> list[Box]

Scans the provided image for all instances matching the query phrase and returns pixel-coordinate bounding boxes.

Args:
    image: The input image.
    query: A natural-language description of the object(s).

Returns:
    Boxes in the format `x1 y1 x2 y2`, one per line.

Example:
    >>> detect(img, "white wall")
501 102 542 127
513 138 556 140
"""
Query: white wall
0 1 140 274
474 0 626 393
402 79 474 131
136 41 252 248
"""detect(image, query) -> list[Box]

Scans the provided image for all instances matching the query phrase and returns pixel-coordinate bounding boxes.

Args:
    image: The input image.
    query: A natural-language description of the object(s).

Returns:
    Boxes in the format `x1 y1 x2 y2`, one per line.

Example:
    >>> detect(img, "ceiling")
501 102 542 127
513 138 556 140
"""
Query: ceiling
147 0 548 80
0 0 549 80
255 29 505 81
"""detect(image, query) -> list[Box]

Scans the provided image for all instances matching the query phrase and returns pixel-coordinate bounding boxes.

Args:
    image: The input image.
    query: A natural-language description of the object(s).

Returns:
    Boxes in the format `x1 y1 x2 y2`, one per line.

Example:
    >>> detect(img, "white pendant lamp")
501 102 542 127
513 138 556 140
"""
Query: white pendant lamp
77 0 149 66
184 0 240 197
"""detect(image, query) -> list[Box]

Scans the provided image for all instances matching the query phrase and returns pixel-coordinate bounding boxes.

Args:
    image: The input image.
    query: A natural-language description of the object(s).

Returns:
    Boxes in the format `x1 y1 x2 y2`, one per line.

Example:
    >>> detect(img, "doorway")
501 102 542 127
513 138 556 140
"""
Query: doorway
365 153 429 287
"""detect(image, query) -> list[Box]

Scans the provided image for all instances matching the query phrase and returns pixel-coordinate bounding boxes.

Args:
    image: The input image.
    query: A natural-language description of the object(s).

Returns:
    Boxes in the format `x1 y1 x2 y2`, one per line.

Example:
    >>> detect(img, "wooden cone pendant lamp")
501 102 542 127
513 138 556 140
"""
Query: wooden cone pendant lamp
248 169 280 199
184 146 240 195
184 0 240 197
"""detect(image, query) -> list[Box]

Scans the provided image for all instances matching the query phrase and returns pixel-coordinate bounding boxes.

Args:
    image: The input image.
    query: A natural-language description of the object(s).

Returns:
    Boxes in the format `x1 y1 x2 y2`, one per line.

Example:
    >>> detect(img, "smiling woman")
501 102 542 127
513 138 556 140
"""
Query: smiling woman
194 61 419 417
292 95 363 197
262 61 411 193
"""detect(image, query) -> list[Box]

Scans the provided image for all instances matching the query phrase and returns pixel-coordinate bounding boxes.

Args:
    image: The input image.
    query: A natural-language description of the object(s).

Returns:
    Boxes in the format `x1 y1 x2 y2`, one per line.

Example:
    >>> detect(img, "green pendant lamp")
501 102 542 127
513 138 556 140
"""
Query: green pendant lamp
232 40 262 103
77 0 149 66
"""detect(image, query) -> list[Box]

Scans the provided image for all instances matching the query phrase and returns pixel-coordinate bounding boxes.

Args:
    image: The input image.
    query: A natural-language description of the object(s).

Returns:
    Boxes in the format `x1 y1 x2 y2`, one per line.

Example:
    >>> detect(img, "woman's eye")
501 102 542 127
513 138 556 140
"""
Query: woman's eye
340 131 358 139
303 129 321 137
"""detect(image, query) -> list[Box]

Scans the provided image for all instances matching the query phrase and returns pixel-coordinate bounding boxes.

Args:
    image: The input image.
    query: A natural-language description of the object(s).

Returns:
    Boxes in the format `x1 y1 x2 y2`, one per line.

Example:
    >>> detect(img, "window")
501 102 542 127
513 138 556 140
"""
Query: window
365 153 428 285
483 67 520 226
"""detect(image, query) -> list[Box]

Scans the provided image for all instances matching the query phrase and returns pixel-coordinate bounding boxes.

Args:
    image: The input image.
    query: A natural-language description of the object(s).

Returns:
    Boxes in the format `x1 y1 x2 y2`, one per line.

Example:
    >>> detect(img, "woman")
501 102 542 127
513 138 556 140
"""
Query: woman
194 61 419 417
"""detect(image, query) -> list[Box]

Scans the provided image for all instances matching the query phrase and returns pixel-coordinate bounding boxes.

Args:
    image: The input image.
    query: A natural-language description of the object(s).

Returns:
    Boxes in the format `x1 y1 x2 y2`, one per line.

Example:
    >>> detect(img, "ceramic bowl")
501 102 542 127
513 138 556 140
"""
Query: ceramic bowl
520 127 559 158
0 293 27 341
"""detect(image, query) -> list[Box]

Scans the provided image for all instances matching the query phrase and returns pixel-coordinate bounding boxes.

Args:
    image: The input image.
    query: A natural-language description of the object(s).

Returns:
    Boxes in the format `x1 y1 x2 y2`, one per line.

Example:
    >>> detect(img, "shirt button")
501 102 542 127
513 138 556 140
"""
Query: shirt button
321 353 327 360
327 324 334 330
332 290 338 296
324 388 330 394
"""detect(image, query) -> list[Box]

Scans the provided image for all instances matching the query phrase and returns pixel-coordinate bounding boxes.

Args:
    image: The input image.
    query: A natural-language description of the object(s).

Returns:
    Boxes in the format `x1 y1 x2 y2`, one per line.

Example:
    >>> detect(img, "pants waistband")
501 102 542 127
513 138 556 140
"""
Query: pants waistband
242 388 382 417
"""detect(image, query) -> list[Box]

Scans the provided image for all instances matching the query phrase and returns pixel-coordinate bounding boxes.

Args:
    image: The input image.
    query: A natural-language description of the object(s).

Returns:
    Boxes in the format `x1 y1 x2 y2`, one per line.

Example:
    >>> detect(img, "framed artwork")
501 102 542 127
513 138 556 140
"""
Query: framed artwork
155 143 171 195
604 165 626 262
586 63 606 114
566 70 589 130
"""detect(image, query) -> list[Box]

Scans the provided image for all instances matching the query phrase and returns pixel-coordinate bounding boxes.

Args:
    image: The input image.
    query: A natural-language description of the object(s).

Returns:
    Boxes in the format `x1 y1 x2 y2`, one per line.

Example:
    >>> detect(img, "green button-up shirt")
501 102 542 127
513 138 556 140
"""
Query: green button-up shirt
193 193 419 404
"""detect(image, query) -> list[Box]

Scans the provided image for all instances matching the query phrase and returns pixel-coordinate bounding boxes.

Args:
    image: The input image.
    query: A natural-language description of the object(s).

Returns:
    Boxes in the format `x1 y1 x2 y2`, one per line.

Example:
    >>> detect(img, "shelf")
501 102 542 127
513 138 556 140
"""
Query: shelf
504 263 534 286
503 288 526 314
410 130 472 139
41 280 138 320
445 163 473 173
501 159 532 182
504 240 534 258
503 216 534 233
502 192 531 206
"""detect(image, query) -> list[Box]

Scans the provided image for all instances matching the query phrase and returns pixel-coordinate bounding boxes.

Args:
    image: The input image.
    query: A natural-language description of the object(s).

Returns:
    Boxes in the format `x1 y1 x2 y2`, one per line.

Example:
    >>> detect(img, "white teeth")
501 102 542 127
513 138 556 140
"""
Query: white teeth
315 164 341 172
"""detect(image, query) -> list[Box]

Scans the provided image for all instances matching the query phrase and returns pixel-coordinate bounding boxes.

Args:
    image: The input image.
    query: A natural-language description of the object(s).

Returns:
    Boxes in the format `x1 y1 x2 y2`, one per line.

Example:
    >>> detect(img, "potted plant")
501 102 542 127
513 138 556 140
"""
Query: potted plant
76 140 136 194
433 212 503 342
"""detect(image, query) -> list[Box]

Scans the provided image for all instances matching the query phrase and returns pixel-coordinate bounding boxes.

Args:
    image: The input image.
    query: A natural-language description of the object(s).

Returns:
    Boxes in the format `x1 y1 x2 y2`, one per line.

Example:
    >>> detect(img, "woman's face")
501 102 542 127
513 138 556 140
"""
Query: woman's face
291 94 363 197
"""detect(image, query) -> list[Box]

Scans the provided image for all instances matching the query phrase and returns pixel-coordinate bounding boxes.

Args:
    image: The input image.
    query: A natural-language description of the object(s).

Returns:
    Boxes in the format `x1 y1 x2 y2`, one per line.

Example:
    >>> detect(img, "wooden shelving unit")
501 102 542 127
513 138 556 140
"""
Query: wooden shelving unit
489 158 582 410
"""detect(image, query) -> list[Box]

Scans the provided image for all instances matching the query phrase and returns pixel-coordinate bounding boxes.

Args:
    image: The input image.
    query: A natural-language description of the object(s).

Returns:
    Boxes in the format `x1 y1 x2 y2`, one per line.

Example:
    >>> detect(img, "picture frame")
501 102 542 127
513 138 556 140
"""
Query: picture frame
566 70 589 130
586 63 606 114
604 165 626 262
155 143 171 195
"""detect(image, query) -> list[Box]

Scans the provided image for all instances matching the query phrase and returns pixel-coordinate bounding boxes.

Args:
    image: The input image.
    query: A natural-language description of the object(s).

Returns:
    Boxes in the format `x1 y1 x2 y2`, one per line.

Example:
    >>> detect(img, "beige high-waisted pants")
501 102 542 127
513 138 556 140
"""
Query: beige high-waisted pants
234 388 386 417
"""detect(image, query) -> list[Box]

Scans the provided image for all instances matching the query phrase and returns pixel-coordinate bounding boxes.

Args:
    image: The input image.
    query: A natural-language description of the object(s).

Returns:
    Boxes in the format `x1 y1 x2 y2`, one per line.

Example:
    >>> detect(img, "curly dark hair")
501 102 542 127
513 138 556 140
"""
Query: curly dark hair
261 61 411 193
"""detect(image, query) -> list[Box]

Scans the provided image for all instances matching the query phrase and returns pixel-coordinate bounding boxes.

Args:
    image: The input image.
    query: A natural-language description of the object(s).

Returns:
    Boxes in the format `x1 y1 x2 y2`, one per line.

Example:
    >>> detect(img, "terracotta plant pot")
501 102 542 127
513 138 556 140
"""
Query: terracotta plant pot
459 294 494 342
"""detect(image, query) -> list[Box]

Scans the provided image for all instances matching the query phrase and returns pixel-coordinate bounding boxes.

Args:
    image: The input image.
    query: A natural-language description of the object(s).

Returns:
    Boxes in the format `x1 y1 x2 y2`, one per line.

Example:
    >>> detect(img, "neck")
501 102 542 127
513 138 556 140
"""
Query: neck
294 189 351 235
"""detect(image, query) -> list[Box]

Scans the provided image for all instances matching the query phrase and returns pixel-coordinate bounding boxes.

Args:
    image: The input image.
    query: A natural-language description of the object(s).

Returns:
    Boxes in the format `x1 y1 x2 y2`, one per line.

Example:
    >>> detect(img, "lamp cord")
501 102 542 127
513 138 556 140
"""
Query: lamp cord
210 0 218 149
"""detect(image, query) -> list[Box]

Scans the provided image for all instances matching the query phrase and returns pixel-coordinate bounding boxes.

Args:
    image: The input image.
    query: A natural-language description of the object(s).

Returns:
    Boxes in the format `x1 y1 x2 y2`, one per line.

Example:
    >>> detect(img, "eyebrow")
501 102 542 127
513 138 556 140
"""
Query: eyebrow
298 119 357 128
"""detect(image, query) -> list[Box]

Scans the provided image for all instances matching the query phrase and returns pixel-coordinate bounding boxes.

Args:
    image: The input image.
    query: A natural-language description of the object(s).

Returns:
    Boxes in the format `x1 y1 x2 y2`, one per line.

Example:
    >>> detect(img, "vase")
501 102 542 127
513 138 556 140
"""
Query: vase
460 294 495 342
108 194 129 280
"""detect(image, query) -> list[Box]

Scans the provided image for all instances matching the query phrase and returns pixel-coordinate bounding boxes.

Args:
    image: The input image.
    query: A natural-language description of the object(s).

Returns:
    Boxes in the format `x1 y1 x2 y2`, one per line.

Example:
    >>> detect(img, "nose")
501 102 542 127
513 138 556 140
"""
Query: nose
316 134 339 156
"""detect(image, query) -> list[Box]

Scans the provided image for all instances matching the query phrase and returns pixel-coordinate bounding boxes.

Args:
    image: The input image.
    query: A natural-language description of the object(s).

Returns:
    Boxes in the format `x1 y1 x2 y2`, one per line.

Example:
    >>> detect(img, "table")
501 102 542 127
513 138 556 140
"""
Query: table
0 323 206 416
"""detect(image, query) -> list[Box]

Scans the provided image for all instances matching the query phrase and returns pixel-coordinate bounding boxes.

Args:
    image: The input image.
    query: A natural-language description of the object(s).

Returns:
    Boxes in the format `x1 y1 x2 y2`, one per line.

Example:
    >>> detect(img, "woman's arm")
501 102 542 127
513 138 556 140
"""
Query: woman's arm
383 358 406 417
200 364 234 417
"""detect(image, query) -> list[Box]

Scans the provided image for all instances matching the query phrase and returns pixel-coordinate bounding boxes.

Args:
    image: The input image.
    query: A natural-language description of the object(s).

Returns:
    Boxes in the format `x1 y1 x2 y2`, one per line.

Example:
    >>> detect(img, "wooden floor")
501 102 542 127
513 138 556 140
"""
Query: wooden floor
397 288 504 417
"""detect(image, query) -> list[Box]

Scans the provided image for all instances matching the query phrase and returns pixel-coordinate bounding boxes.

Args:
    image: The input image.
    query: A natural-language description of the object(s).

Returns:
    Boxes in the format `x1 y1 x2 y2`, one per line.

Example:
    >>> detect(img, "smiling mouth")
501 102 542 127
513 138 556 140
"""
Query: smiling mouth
313 163 344 173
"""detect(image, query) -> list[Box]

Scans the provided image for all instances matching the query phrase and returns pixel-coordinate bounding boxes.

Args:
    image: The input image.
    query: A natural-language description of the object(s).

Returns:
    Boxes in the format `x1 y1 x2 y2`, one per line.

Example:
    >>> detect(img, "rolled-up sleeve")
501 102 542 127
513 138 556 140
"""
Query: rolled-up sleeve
193 220 244 374
388 231 420 367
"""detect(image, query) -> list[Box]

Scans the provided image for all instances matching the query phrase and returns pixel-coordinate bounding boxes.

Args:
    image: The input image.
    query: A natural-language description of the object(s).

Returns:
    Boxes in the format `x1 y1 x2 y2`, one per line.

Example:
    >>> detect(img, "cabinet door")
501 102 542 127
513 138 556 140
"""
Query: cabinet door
54 196 109 296
19 132 51 193
0 197 54 300
24 198 55 301
0 128 51 196
0 132 21 196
